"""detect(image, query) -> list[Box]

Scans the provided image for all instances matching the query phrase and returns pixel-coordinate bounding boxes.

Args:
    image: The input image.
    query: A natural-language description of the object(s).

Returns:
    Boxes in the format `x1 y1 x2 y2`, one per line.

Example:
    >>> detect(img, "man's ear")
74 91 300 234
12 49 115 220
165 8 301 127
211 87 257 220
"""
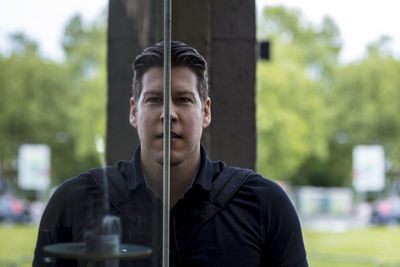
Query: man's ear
129 97 138 128
202 97 211 129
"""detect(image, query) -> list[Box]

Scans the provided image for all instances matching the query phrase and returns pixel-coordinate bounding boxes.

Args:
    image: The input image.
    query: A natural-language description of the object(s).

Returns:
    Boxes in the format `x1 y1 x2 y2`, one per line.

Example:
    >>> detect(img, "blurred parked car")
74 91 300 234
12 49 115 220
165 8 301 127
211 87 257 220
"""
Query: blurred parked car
0 194 31 223
370 194 400 225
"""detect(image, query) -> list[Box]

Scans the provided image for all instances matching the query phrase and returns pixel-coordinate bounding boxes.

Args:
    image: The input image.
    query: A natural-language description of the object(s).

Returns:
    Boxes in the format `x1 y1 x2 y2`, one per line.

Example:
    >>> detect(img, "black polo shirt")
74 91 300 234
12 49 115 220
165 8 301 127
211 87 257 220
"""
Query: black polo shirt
34 145 308 267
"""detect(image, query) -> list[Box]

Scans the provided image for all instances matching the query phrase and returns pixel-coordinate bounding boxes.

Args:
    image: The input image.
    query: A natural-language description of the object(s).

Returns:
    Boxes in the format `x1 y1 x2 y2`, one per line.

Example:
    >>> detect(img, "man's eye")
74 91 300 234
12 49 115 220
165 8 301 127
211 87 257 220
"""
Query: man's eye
177 97 192 103
147 97 162 103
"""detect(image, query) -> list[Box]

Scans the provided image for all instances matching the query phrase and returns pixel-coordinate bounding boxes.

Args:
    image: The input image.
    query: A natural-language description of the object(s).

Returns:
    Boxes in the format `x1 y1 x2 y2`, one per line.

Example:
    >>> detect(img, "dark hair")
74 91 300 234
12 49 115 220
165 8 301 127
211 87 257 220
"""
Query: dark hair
132 41 209 102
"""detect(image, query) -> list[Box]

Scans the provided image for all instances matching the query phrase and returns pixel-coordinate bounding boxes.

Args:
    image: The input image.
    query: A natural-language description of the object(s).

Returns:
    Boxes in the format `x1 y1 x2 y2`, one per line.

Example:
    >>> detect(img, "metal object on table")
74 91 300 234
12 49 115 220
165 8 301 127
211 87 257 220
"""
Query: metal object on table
85 215 122 254
43 215 152 266
83 215 122 266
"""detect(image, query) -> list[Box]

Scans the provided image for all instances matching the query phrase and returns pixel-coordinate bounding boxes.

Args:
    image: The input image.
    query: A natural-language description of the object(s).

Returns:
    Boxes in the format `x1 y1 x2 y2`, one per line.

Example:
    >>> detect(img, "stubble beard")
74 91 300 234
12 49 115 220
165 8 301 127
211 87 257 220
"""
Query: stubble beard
155 157 184 167
154 142 199 167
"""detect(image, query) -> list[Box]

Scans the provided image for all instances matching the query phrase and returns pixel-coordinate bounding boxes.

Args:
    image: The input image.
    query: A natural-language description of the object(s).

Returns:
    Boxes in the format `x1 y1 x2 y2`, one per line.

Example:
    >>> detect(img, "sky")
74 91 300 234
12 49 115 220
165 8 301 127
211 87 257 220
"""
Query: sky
0 0 108 61
1 0 399 62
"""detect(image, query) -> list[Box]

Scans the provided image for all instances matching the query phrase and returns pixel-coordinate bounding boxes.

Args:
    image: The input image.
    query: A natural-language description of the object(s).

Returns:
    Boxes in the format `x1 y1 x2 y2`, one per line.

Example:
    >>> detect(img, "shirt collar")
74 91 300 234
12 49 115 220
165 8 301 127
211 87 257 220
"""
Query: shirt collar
127 144 224 193
191 144 214 192
127 145 147 190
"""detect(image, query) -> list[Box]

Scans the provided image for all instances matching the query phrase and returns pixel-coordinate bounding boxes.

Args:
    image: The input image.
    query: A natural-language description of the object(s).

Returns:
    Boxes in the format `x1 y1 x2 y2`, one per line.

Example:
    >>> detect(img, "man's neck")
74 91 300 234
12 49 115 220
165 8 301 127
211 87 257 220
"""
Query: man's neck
141 150 201 207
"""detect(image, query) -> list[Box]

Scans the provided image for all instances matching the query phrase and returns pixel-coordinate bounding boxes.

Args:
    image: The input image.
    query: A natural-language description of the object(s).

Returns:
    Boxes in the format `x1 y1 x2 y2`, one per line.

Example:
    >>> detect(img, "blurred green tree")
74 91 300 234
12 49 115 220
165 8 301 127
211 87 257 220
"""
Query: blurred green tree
293 37 400 188
257 6 400 189
256 6 341 184
0 34 79 186
62 13 107 162
0 12 106 189
257 60 328 181
327 36 400 188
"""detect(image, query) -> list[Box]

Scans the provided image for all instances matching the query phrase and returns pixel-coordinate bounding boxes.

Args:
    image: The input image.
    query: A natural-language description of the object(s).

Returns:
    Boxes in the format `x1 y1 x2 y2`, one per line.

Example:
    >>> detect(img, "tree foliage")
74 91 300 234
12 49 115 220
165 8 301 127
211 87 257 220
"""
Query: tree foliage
257 6 400 189
62 13 107 160
257 6 338 182
256 60 328 180
329 39 400 185
0 12 106 188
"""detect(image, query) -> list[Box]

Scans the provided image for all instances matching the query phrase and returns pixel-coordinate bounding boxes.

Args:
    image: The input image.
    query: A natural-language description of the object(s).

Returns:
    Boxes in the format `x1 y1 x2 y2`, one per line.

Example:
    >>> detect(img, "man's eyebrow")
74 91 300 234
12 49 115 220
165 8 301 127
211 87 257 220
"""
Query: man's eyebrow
174 90 195 97
143 90 163 97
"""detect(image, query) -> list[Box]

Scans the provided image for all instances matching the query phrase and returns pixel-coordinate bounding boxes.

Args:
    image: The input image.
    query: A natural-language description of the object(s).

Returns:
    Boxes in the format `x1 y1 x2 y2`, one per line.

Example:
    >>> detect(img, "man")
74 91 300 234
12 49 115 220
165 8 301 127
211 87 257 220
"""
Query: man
34 41 308 266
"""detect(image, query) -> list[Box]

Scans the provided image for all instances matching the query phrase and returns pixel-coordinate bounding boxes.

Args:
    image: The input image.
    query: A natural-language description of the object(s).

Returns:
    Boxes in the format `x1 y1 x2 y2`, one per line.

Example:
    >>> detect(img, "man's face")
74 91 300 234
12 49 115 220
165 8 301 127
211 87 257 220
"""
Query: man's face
129 66 211 167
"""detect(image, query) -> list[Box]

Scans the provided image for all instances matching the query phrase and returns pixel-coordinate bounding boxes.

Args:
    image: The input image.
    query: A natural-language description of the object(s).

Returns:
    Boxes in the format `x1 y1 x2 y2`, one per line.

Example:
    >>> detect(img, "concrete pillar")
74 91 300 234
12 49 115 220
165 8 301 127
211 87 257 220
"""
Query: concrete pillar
208 0 256 169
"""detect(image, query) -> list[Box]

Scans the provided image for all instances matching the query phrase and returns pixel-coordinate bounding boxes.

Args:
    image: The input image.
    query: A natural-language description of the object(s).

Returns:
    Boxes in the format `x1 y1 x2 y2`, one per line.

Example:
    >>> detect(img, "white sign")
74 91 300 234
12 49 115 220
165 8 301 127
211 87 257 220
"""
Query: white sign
18 144 51 191
352 145 385 192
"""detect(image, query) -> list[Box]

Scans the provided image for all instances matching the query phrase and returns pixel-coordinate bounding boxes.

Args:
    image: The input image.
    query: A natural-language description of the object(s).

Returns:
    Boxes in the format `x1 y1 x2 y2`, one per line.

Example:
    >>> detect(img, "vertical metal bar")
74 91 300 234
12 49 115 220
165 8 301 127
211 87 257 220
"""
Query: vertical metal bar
162 0 171 265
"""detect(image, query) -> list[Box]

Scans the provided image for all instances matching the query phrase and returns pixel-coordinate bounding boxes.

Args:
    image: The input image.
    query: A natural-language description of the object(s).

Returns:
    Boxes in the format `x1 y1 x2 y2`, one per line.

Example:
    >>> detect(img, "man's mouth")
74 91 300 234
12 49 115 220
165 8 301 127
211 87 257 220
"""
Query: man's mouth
156 132 182 139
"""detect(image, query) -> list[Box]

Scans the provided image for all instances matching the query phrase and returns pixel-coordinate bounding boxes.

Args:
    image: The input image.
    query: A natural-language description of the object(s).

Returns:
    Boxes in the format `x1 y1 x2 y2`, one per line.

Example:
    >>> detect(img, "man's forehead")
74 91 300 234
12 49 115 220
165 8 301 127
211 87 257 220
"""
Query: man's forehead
140 67 199 95
141 67 163 84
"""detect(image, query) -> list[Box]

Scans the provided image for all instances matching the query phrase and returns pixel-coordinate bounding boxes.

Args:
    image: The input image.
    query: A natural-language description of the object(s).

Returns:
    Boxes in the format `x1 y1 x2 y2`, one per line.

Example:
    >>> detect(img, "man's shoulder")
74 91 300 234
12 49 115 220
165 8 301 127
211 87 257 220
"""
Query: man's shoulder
224 166 289 201
46 171 96 210
56 160 131 190
224 166 281 189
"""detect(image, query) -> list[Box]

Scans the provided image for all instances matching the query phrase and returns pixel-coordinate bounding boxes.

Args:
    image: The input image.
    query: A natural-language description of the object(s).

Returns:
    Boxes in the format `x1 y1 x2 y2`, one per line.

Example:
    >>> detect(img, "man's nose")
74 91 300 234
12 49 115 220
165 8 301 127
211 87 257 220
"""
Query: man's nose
160 104 178 122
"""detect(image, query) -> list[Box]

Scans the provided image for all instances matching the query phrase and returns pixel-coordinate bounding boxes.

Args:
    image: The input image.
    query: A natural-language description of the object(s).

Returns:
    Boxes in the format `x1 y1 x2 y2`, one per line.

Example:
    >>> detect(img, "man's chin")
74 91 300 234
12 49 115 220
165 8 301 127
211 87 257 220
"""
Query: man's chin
155 157 184 167
154 151 185 167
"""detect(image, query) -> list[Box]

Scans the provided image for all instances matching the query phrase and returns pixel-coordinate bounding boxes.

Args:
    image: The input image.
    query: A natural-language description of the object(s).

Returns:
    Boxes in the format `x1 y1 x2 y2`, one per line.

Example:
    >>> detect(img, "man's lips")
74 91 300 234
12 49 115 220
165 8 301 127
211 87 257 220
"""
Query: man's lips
156 132 182 139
